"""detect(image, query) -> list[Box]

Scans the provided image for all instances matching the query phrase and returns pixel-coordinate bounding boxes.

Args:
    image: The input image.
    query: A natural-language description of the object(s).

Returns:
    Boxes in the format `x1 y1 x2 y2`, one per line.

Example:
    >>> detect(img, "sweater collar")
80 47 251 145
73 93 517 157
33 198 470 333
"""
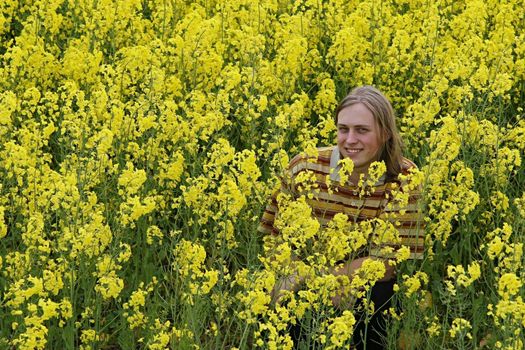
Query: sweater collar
329 146 386 186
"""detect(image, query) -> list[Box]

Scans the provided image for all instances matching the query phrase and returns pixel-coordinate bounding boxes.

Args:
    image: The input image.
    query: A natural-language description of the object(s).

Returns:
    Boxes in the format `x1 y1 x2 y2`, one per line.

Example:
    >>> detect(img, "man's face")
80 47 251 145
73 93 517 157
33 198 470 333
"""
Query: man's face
336 102 383 177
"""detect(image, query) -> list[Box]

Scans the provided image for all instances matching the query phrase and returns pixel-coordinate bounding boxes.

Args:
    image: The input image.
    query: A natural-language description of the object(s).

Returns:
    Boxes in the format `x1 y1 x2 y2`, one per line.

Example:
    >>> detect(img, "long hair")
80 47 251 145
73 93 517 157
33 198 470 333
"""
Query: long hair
334 85 403 180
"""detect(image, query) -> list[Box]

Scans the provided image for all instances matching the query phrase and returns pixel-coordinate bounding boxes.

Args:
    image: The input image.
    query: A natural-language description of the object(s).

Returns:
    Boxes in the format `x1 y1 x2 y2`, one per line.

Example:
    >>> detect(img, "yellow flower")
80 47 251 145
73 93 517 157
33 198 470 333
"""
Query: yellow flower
158 151 185 186
118 162 147 196
0 90 17 126
146 225 163 245
37 298 59 320
0 205 7 238
117 243 132 263
446 261 481 288
449 318 472 340
514 192 525 218
80 329 99 347
43 269 63 296
94 256 123 300
275 194 320 251
336 158 354 186
498 273 522 300
119 195 156 226
402 272 429 297
357 161 386 196
173 240 218 303
325 310 356 349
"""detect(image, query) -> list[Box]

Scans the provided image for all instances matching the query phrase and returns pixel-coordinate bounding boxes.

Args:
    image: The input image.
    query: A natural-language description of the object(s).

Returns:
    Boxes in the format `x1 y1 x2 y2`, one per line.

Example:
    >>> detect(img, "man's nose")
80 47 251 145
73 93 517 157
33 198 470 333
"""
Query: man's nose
346 130 358 143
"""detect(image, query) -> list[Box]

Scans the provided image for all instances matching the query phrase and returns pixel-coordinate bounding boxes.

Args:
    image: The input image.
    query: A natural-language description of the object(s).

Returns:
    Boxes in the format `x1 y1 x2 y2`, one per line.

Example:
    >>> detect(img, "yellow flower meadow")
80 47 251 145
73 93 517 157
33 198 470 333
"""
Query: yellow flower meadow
0 0 523 348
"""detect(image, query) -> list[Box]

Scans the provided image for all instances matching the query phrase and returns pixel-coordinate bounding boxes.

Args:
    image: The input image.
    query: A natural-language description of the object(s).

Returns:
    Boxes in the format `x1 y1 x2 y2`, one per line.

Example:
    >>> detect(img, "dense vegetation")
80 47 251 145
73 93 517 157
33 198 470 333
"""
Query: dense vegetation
0 0 524 348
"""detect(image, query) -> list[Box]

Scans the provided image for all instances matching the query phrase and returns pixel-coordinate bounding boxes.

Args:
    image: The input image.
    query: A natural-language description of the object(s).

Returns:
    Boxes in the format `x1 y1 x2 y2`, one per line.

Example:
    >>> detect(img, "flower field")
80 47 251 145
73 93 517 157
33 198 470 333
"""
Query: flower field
0 0 524 349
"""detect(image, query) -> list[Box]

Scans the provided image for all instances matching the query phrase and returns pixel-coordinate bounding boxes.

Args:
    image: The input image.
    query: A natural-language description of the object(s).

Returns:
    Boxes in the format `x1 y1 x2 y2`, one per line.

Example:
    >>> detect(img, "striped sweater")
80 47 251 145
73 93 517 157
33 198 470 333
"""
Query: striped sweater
258 146 425 259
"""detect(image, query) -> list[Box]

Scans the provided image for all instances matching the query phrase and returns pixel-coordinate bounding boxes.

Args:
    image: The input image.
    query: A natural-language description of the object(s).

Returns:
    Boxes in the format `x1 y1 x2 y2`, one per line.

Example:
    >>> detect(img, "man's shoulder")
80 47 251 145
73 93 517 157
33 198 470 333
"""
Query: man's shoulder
288 146 335 175
401 157 418 172
317 145 335 157
289 145 334 164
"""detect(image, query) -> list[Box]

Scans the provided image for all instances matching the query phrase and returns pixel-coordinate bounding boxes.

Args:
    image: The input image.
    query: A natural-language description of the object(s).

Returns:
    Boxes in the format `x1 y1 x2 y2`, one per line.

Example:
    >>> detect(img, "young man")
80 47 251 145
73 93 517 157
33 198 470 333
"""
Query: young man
259 86 425 349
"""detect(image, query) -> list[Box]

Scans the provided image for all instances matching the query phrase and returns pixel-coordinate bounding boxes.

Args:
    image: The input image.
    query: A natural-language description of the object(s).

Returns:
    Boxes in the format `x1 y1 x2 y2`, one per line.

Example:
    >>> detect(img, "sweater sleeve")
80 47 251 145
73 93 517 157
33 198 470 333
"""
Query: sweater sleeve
370 158 426 260
257 153 305 236
257 185 282 235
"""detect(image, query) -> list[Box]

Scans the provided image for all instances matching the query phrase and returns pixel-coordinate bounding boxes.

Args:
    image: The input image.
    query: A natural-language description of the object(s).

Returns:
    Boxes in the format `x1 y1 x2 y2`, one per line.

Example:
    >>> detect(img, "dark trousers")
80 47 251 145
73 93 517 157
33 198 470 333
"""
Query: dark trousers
352 279 395 350
290 279 395 350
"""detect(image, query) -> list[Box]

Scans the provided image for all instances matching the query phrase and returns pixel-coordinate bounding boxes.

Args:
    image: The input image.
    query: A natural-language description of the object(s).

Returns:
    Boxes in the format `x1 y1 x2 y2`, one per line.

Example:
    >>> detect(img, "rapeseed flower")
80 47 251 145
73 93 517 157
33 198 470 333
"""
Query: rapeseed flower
324 310 356 349
399 272 429 297
449 317 472 340
498 273 522 300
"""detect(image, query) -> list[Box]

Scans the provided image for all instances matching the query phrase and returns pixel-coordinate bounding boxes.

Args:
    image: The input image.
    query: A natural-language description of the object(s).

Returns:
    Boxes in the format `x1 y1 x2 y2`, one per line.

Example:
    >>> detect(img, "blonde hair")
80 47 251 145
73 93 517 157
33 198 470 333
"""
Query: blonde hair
335 85 403 180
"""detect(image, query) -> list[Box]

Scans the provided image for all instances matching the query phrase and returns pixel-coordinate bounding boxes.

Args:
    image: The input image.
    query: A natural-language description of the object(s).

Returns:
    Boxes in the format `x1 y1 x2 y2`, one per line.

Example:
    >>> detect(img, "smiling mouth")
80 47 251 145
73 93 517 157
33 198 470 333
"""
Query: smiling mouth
345 149 362 154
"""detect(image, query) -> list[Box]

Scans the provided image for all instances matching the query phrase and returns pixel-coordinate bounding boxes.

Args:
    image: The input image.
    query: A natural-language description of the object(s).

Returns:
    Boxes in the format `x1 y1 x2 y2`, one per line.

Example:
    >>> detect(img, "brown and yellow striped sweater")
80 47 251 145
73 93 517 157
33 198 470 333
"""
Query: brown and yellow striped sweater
258 146 425 259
